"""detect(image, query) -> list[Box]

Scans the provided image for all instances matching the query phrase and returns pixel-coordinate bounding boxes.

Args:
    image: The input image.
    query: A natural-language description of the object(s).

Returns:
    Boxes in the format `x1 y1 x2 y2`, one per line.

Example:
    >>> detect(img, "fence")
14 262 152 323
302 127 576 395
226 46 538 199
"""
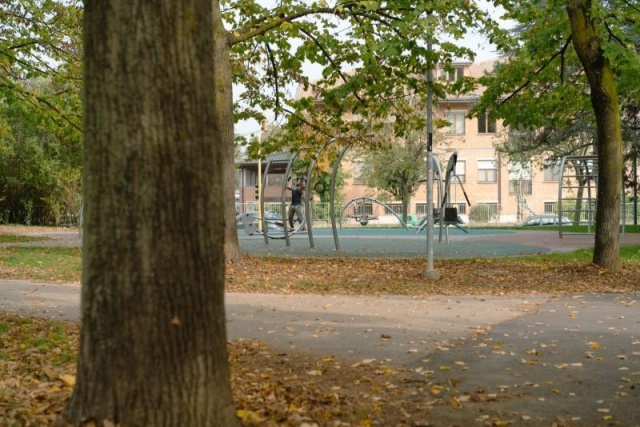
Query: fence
236 201 640 226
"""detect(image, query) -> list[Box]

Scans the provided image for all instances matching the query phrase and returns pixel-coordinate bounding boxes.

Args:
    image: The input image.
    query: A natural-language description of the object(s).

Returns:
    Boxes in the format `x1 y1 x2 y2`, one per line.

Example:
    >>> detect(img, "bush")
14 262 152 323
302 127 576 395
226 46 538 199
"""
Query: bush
469 204 499 223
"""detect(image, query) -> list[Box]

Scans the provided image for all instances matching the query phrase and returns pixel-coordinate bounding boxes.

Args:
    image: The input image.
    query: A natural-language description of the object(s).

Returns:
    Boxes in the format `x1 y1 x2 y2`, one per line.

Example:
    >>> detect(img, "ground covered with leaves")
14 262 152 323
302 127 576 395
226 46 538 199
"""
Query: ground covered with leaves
227 255 640 296
2 228 640 425
1 313 453 427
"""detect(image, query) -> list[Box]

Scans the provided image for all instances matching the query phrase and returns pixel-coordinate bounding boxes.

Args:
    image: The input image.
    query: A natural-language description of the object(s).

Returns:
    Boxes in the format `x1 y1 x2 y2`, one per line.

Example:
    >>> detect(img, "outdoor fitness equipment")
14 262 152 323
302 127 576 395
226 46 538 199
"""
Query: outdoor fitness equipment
438 151 470 242
253 151 307 244
340 197 409 228
250 139 336 248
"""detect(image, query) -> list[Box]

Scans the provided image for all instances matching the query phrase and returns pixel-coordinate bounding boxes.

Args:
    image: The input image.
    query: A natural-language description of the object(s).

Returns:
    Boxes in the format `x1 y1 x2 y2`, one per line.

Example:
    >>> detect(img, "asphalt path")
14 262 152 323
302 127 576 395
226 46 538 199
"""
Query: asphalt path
2 280 639 425
2 229 640 425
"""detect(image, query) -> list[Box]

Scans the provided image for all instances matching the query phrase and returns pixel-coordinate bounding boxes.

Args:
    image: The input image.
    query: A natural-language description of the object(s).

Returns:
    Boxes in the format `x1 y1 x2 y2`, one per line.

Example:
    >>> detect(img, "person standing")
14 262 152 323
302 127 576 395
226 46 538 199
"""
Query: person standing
286 180 305 229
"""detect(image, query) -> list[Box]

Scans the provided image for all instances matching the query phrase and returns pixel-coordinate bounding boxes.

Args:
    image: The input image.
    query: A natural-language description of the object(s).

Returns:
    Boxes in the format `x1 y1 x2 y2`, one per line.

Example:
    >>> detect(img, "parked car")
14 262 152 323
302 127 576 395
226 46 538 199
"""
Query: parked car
236 211 286 234
517 214 571 226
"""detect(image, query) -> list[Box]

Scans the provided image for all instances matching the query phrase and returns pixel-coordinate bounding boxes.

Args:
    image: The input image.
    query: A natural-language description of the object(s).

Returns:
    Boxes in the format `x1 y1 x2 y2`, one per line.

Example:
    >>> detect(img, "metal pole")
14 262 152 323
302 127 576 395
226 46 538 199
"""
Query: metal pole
257 124 263 231
634 150 638 226
424 31 439 280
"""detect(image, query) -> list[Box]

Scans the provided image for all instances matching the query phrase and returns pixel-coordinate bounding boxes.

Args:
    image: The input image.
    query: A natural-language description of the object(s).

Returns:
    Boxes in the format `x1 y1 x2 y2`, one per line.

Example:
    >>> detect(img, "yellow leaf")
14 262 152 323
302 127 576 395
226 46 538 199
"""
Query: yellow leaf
431 384 444 395
450 396 462 409
259 372 270 379
236 409 263 424
589 341 601 349
59 374 76 386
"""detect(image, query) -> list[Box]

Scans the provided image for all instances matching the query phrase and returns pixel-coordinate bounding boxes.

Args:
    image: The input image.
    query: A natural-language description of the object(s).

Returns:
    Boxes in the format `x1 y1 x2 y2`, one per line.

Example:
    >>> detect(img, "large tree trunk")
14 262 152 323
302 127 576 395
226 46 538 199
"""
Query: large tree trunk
567 0 623 271
61 1 239 425
213 3 243 264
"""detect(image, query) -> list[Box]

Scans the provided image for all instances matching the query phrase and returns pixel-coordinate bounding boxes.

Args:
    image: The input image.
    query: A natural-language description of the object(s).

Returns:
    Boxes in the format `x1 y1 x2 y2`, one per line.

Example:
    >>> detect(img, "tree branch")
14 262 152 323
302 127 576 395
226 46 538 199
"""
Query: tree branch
230 7 342 46
264 43 281 119
500 36 572 105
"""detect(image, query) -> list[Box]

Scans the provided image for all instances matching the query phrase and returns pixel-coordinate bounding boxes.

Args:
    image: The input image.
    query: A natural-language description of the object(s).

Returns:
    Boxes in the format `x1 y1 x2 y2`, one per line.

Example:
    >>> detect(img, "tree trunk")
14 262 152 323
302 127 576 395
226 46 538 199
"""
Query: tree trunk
61 1 239 425
567 0 622 271
213 3 243 264
401 184 410 224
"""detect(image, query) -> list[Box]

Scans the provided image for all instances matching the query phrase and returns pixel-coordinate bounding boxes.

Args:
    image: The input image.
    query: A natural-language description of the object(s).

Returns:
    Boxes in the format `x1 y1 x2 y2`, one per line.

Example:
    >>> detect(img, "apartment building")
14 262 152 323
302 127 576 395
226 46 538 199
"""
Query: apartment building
237 57 569 224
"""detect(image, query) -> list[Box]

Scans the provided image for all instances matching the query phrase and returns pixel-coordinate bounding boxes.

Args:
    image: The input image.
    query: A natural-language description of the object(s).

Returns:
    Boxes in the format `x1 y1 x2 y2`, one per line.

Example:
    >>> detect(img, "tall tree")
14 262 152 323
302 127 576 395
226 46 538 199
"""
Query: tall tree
60 0 238 424
475 0 639 270
567 0 624 269
0 1 83 225
359 133 427 223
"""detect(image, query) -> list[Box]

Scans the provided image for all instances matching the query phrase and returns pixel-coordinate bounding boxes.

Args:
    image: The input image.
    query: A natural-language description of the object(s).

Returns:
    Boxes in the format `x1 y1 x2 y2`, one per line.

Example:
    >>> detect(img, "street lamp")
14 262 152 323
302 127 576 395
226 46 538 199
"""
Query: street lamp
257 121 267 230
424 16 439 280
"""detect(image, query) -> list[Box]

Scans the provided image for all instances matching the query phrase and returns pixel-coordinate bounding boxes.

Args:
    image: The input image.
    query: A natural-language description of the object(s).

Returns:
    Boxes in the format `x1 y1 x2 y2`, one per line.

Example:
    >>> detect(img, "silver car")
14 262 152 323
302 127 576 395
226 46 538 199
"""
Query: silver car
236 211 285 235
518 214 571 226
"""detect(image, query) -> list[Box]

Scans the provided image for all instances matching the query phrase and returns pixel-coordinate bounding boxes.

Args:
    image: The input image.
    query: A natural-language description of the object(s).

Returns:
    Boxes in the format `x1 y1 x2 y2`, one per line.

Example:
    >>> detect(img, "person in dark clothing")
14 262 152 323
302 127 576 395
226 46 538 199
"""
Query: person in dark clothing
286 181 305 229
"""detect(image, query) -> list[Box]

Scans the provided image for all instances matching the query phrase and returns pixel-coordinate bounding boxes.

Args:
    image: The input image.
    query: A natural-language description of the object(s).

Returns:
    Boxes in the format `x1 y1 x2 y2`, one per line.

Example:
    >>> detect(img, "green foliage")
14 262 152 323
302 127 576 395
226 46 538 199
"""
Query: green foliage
358 132 426 219
226 0 508 155
0 1 83 225
469 204 499 222
474 0 640 155
0 90 82 225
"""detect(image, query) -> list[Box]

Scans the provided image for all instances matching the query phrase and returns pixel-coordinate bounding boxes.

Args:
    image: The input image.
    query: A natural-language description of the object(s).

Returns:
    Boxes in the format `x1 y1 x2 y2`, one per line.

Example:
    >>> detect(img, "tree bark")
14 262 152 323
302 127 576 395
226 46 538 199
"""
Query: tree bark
567 0 622 271
61 0 239 425
212 2 243 264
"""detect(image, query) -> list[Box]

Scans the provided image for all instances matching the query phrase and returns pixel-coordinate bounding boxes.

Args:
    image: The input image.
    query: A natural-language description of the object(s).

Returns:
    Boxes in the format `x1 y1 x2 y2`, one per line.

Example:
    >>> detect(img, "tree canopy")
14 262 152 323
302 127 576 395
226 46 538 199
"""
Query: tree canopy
226 0 506 152
473 0 640 270
0 1 83 224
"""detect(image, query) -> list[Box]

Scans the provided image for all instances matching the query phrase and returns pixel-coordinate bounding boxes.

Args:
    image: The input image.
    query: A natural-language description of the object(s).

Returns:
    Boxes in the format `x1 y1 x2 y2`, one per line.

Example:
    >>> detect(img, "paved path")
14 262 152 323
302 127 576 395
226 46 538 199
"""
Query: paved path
0 280 543 364
2 280 639 425
3 230 640 425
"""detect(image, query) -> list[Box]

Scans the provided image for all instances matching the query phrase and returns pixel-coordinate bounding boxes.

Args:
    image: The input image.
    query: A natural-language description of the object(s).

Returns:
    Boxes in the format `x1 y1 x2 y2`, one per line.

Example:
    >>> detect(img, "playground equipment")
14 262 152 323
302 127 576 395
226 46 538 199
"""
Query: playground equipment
437 151 470 242
557 155 627 237
340 197 409 228
245 144 471 250
412 151 470 242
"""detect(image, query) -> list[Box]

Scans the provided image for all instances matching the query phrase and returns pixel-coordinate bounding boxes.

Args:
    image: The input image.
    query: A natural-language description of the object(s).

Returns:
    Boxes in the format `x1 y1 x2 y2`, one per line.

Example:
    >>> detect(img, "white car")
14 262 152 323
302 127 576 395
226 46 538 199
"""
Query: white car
518 215 571 226
236 211 285 235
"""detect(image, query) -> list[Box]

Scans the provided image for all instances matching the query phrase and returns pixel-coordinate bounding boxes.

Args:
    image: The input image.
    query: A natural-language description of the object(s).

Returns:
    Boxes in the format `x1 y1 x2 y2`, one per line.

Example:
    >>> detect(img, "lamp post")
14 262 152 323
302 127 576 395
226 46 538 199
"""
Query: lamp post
424 16 439 280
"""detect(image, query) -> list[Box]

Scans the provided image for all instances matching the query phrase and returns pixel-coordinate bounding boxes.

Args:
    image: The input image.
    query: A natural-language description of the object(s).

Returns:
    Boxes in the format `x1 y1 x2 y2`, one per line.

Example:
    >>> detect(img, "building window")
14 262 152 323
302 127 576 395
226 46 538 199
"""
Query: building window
439 66 464 82
353 202 373 216
508 161 532 194
544 161 562 181
474 202 499 222
477 160 497 183
385 203 403 214
478 114 497 133
454 160 466 183
509 180 532 195
416 203 427 215
544 202 557 214
447 112 465 135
